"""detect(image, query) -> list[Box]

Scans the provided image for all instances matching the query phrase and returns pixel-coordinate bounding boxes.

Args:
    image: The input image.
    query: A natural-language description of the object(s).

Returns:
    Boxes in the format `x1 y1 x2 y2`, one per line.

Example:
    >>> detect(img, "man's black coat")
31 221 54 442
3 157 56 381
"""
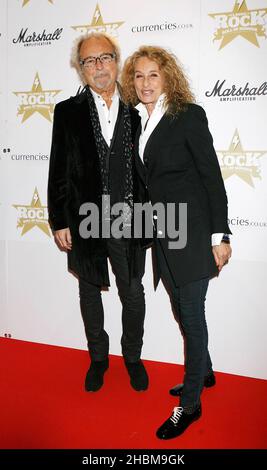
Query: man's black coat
48 90 143 286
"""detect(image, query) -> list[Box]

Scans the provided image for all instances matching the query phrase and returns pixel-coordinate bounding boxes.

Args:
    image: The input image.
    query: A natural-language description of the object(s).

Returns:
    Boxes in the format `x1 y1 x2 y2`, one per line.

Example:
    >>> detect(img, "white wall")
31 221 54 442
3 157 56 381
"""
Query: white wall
1 0 266 379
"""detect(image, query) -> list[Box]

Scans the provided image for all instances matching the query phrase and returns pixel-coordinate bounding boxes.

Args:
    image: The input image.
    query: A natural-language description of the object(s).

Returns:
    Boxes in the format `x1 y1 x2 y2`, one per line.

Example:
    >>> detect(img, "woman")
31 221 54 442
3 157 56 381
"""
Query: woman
121 46 232 439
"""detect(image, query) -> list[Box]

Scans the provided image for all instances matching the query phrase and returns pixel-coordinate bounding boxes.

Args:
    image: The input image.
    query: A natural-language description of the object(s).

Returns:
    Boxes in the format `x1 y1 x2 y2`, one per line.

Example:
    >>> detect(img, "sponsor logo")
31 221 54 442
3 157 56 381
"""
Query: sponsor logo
72 3 124 36
12 27 63 47
228 216 267 228
205 79 267 102
217 129 267 187
2 149 48 162
209 0 267 49
131 22 193 33
11 153 49 162
13 187 50 237
13 73 61 123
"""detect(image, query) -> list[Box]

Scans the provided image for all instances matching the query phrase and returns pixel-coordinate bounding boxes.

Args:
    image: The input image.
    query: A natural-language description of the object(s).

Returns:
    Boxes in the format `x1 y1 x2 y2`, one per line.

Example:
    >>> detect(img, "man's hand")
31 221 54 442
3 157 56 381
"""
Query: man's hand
212 243 232 272
54 228 72 251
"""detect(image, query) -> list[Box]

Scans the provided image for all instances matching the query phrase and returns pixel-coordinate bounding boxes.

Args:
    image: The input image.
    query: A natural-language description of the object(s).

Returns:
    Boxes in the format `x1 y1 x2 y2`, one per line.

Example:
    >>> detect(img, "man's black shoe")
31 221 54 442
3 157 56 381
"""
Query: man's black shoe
85 359 109 392
125 360 148 391
156 405 201 439
169 372 216 396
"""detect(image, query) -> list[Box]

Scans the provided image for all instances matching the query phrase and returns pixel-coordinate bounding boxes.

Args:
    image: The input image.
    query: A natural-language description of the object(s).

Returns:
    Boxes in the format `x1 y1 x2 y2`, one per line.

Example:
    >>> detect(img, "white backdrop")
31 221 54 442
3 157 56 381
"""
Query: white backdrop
1 0 267 379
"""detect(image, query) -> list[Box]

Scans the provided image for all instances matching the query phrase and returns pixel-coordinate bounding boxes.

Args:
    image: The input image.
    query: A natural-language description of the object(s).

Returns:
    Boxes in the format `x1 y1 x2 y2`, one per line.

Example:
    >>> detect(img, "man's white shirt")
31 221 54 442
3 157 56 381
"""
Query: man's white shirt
91 86 119 146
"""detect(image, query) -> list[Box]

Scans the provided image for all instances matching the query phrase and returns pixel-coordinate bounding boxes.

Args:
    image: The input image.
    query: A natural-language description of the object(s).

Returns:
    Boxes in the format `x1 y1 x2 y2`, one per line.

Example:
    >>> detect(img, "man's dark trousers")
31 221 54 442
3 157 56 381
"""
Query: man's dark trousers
79 238 146 363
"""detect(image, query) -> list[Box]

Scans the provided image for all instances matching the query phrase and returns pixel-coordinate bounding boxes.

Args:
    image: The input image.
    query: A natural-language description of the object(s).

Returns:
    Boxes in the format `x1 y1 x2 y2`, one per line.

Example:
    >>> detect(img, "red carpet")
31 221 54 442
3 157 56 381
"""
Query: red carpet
0 338 266 449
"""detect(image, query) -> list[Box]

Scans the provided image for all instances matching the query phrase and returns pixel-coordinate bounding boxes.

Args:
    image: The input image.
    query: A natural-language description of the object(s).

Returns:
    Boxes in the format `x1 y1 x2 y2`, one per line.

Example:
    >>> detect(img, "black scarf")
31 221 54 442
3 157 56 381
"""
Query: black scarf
86 86 133 230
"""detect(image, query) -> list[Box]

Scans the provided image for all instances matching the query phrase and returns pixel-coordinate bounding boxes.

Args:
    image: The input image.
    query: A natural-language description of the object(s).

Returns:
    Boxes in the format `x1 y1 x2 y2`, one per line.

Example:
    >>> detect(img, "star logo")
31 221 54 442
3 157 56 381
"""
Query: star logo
22 0 53 6
209 0 267 49
217 129 267 187
72 3 124 36
13 73 61 123
13 187 51 237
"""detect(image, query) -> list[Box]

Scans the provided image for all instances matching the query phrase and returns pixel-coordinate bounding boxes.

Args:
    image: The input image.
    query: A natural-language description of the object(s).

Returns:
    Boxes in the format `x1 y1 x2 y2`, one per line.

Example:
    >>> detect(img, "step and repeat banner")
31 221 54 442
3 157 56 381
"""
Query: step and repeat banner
0 0 266 379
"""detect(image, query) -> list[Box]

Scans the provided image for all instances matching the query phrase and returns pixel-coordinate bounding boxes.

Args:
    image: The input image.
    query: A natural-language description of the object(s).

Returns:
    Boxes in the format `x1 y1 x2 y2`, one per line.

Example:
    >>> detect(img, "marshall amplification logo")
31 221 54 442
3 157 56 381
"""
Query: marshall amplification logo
209 0 267 49
13 73 61 123
12 27 63 47
217 130 267 187
72 3 124 36
205 79 267 101
22 0 53 5
13 187 51 237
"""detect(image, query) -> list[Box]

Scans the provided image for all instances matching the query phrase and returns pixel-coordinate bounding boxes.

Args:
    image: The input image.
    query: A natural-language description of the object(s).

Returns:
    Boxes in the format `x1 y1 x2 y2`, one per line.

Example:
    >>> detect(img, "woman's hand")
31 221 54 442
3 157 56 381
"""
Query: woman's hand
212 243 232 272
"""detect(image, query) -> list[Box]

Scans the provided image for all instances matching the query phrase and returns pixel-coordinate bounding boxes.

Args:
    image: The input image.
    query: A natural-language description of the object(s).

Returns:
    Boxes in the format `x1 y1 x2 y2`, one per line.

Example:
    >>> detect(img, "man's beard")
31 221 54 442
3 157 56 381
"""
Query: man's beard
93 72 113 90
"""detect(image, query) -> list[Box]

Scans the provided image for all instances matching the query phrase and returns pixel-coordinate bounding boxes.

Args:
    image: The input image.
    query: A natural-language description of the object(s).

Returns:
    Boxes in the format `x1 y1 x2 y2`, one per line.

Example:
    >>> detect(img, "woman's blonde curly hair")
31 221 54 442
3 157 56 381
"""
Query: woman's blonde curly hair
121 46 195 114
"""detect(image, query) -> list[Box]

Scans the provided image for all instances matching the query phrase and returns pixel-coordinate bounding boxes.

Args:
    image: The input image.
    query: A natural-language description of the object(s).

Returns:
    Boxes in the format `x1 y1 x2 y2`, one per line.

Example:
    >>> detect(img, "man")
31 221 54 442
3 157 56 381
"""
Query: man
48 33 148 393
